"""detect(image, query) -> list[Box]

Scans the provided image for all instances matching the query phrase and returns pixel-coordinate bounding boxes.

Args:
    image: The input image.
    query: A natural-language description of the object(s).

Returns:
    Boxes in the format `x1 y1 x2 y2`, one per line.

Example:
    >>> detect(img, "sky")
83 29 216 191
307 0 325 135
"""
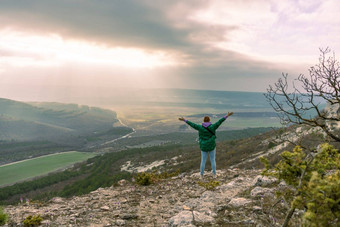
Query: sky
0 0 339 102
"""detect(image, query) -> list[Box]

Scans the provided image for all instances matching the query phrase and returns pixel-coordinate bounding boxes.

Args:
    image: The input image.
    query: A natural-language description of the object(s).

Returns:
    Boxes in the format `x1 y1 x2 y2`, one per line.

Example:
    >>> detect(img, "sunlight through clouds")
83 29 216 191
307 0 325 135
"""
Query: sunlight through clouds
0 0 338 93
0 30 179 70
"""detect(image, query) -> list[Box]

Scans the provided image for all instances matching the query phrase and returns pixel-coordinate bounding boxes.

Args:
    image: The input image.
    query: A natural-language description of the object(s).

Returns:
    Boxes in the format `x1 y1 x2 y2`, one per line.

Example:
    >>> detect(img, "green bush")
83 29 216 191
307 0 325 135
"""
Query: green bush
261 143 340 226
0 207 8 225
156 169 180 180
197 180 220 190
23 214 42 227
135 172 154 186
303 171 340 227
134 170 180 186
267 141 276 149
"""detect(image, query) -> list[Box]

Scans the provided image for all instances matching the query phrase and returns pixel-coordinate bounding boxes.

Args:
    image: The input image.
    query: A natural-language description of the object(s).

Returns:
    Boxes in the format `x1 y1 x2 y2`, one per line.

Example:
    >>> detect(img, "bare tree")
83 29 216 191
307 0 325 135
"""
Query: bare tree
265 48 340 142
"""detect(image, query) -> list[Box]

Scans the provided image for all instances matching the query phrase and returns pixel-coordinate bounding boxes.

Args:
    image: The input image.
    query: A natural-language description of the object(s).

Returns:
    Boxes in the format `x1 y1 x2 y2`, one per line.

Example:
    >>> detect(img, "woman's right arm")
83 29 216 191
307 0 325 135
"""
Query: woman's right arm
186 120 200 130
179 117 200 130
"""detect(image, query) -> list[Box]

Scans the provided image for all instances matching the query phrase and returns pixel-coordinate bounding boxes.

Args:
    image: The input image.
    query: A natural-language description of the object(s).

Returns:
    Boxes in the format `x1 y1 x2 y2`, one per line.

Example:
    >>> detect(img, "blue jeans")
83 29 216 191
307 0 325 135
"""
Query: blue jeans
200 149 216 176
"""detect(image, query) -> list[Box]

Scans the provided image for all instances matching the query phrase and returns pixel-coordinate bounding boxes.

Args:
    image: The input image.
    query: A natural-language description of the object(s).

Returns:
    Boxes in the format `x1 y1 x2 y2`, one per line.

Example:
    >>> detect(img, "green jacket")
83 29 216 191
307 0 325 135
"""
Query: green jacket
186 117 226 151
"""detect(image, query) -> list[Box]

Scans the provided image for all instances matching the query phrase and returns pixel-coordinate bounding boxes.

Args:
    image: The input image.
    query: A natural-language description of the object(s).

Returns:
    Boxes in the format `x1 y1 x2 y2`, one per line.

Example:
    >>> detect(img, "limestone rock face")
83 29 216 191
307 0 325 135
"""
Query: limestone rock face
168 211 194 227
228 197 252 208
324 101 340 131
252 175 277 187
4 169 287 226
250 186 274 198
193 211 215 225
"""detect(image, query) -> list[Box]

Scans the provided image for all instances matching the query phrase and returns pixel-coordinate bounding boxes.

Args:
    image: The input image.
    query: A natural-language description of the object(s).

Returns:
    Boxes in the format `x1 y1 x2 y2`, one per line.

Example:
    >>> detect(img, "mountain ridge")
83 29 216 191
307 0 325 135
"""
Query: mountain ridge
0 98 133 165
0 98 127 142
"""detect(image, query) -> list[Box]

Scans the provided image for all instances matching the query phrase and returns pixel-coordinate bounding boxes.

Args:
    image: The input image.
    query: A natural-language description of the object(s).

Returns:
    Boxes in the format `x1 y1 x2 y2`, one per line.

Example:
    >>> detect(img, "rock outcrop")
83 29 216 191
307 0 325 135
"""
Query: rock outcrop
3 169 294 226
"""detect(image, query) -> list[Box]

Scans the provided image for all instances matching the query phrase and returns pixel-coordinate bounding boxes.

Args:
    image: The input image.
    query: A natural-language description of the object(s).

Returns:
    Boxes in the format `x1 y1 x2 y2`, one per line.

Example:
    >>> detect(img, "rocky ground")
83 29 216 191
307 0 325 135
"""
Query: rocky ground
3 168 300 227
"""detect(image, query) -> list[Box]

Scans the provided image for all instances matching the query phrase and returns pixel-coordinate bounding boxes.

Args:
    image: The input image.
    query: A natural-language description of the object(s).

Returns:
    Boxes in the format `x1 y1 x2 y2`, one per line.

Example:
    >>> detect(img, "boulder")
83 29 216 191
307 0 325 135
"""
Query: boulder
115 219 126 226
193 211 215 225
118 179 127 186
100 205 110 211
228 197 252 208
168 211 194 227
250 186 274 198
50 197 65 204
252 175 277 187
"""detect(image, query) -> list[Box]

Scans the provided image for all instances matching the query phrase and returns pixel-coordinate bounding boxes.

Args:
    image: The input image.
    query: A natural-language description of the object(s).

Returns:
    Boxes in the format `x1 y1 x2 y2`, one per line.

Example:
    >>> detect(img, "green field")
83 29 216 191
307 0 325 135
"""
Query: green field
0 151 96 187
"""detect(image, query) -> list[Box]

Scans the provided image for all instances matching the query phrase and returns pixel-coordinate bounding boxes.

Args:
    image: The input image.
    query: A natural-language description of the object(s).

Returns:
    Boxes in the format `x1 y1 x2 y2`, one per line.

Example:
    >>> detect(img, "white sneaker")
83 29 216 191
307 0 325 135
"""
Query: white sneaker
213 174 217 179
200 175 204 180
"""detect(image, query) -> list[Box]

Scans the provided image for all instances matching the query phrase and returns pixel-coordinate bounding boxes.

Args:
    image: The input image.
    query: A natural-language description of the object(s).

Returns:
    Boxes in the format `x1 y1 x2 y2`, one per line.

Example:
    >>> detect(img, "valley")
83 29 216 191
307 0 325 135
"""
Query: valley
0 89 284 202
0 89 338 227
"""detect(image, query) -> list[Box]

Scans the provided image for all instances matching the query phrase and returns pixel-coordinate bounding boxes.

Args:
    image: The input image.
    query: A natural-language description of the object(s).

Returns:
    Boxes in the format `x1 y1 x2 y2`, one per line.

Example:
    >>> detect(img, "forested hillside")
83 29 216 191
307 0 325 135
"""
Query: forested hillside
0 98 133 164
0 98 119 141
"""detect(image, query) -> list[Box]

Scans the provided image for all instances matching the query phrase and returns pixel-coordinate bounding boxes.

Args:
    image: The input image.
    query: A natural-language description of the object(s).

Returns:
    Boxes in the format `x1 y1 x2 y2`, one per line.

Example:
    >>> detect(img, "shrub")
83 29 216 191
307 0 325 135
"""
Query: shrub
267 141 276 149
261 143 340 226
303 171 340 227
197 180 220 190
0 207 8 225
156 169 180 180
134 170 180 186
23 214 42 227
134 172 154 186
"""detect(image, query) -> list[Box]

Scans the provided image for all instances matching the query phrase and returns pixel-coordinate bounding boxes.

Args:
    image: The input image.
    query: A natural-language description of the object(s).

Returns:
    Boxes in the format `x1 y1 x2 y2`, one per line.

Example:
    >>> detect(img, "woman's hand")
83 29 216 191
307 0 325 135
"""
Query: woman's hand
227 112 234 117
178 117 185 121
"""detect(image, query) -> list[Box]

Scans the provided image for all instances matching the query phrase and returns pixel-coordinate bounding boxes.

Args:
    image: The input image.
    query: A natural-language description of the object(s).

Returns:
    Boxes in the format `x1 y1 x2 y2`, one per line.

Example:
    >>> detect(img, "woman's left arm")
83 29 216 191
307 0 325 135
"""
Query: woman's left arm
212 112 233 130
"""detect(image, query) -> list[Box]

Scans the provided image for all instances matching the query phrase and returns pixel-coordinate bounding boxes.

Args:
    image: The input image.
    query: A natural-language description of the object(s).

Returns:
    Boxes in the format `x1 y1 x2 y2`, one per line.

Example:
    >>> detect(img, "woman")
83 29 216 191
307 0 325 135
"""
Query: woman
179 112 233 178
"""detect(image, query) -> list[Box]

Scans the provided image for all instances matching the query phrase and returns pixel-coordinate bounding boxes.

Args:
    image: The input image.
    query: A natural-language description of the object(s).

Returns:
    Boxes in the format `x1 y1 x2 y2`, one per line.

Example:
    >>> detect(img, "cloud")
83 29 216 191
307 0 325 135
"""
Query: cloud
188 0 339 63
0 0 195 49
0 0 338 94
0 0 243 65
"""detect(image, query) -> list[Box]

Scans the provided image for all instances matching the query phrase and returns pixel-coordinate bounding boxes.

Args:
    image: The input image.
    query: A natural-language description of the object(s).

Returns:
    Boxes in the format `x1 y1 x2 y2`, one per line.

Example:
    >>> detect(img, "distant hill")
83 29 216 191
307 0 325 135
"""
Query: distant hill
19 87 273 111
116 88 274 110
187 112 278 118
0 98 128 144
